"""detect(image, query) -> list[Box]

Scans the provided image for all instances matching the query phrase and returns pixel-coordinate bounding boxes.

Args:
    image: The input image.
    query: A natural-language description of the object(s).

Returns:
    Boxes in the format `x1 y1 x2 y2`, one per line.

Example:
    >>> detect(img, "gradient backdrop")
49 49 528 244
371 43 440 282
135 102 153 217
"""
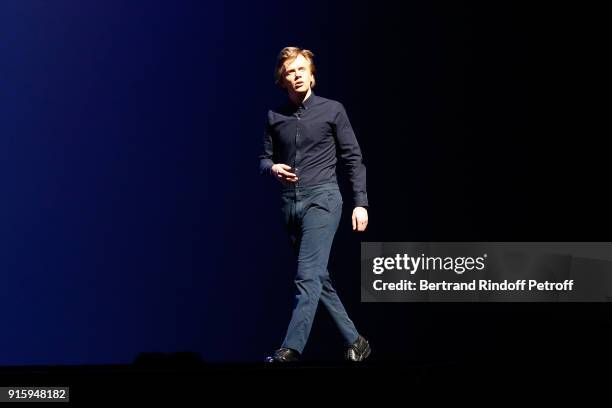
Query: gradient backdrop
1 1 608 365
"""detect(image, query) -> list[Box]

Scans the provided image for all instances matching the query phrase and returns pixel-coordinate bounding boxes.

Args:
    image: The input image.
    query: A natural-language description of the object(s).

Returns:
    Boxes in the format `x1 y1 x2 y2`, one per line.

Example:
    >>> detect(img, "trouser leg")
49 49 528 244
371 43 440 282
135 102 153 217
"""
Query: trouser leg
281 188 358 352
319 269 360 346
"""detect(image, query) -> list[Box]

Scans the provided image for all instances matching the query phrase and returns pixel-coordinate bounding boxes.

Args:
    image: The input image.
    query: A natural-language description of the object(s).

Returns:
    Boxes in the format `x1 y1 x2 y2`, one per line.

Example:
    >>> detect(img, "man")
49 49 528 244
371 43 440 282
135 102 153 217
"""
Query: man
260 47 371 363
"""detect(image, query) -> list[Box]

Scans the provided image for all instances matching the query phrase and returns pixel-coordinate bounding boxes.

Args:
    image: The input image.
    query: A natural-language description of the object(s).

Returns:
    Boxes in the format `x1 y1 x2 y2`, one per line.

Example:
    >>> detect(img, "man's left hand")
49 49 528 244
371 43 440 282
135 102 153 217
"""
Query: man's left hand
352 207 368 232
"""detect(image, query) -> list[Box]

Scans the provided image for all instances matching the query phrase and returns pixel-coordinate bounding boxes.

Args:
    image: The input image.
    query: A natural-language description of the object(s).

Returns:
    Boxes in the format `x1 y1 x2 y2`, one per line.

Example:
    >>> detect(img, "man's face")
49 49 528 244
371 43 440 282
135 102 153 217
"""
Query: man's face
282 54 314 94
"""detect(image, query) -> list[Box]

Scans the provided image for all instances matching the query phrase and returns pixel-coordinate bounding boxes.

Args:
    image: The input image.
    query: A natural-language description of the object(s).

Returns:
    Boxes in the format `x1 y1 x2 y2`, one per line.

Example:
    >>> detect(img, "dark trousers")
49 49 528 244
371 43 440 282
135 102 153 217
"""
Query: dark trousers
279 182 359 354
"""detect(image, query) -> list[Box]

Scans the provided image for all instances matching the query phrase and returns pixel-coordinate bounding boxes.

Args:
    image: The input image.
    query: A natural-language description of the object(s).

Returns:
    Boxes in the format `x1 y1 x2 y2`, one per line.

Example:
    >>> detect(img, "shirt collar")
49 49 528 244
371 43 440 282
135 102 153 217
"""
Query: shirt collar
301 91 316 109
288 91 317 110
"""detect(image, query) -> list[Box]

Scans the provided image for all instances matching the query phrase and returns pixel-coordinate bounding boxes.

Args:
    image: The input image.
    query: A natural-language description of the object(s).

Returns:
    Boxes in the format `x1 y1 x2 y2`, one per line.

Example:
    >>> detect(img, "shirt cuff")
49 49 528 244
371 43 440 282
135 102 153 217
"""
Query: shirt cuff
259 159 274 176
353 192 369 208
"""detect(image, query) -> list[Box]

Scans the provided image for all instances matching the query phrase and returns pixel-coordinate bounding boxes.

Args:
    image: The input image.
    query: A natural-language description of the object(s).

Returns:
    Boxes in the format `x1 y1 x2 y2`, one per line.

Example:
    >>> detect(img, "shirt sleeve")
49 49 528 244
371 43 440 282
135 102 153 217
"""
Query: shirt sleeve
258 111 274 176
333 103 369 208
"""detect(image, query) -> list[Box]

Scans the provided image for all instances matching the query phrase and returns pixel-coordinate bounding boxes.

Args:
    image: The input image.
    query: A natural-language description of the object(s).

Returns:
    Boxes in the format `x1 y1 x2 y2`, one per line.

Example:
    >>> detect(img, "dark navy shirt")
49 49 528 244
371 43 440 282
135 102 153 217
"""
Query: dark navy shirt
259 92 368 207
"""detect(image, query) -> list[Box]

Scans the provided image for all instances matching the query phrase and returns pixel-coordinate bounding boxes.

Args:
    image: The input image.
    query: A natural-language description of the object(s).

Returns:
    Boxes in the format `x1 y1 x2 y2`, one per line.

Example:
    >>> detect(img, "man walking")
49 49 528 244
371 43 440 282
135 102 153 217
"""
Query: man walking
260 47 371 363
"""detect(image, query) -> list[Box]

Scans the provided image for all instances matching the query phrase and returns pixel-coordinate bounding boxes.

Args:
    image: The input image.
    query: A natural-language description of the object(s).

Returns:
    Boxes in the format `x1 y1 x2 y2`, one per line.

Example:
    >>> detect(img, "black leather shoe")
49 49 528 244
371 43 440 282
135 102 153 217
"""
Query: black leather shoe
345 335 371 362
265 347 300 363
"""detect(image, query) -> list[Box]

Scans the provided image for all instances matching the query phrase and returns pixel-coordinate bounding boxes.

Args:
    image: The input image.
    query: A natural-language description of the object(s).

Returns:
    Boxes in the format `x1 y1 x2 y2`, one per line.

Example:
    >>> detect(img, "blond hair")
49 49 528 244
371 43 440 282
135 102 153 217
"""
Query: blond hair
274 47 316 89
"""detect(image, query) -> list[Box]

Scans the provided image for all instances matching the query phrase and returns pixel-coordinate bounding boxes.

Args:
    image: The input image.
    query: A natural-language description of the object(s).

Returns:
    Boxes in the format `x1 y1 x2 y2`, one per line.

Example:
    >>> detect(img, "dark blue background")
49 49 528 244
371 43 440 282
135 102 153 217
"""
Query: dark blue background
1 1 608 365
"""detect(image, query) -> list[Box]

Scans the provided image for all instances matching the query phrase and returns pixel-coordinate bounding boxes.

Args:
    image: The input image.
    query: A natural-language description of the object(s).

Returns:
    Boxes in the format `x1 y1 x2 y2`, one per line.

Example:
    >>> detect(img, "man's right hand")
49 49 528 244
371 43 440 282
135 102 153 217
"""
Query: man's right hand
271 163 298 183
